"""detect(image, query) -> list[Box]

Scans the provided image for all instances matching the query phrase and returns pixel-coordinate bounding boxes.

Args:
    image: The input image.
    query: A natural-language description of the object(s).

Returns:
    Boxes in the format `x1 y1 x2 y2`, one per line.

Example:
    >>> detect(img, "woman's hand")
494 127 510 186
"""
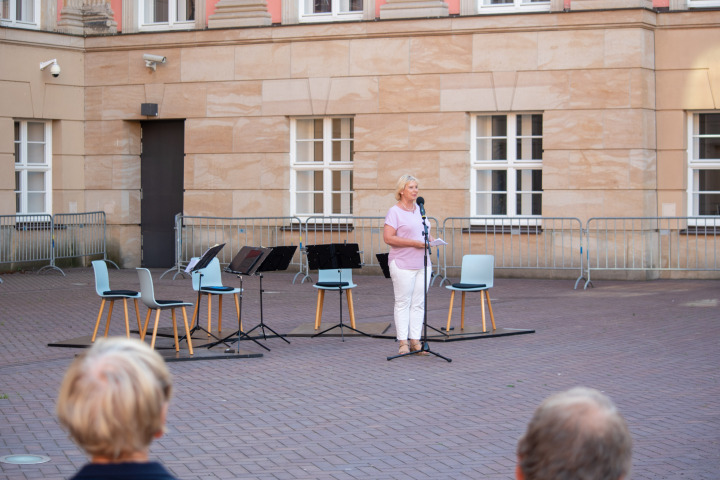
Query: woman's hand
383 224 425 249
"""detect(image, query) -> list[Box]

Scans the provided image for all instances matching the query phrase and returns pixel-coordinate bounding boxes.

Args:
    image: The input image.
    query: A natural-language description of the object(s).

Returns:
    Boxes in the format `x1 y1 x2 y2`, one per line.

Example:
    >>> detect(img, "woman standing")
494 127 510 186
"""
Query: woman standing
383 174 432 355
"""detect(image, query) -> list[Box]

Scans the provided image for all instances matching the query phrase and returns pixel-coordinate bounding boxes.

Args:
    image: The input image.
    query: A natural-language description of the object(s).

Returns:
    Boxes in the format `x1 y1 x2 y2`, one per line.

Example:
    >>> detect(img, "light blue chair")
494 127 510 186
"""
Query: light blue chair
313 269 357 331
190 257 242 336
91 260 141 341
445 255 497 333
136 268 194 355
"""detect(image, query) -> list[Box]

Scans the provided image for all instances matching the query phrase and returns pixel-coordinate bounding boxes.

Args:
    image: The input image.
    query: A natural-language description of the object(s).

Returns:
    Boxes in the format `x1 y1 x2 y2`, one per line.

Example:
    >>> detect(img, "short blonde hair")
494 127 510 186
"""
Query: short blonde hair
394 174 419 201
56 337 172 460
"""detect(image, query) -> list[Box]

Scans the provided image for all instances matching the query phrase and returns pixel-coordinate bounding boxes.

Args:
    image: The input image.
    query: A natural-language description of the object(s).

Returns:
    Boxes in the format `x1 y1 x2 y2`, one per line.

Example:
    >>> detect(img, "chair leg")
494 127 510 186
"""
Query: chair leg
446 291 455 332
141 309 152 341
180 307 194 355
122 298 131 338
207 294 212 336
485 290 497 330
150 309 162 349
171 309 180 352
92 299 107 342
103 300 115 337
346 289 356 329
191 292 202 332
460 292 466 330
218 295 223 333
133 299 142 335
314 290 325 330
480 290 487 333
233 293 242 332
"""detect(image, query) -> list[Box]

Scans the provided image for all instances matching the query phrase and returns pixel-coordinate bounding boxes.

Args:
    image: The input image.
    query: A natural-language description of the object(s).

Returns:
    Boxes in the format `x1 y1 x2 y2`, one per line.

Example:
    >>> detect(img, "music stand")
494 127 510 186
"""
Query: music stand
183 243 229 343
240 245 298 344
307 243 368 340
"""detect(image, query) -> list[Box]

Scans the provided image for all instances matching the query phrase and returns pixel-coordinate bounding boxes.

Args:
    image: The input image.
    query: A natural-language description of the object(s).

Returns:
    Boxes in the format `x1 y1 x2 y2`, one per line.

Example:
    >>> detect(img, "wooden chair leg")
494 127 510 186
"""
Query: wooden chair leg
92 299 107 342
218 295 223 333
141 309 152 340
346 289 356 329
206 294 212 336
180 307 194 355
171 309 180 352
460 292 466 330
122 298 131 338
446 291 455 332
191 292 202 331
233 293 242 332
133 299 142 335
485 290 496 330
103 300 115 337
314 290 325 330
150 309 162 349
480 290 487 333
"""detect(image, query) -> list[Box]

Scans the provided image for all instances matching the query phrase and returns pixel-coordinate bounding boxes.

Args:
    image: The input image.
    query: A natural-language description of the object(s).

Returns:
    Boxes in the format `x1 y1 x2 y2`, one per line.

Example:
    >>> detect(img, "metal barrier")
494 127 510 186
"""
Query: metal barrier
53 212 116 269
299 216 443 284
583 217 720 288
161 215 304 280
441 217 585 286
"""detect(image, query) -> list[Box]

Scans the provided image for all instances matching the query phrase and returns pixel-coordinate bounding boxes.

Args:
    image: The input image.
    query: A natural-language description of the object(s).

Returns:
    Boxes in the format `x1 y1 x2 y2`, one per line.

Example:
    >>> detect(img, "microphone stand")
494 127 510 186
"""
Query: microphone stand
388 201 451 362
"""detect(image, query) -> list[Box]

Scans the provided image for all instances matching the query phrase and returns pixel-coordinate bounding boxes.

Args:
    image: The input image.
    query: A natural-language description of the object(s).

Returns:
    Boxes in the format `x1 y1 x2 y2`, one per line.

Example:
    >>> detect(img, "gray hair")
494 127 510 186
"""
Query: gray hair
517 387 632 480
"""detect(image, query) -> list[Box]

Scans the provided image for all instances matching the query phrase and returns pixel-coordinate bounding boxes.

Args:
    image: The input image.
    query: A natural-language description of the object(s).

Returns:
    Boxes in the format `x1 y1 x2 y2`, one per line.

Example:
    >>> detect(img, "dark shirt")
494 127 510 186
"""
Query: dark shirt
69 461 178 480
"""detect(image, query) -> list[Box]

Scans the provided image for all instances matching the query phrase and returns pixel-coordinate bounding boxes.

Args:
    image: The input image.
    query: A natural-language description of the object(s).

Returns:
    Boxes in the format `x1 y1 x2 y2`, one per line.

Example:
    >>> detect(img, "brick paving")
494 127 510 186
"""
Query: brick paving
0 267 718 479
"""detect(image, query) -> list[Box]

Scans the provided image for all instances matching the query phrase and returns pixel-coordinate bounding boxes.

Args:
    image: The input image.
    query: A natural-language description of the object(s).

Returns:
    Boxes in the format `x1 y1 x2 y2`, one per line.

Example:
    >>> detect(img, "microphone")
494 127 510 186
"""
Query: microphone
416 197 426 218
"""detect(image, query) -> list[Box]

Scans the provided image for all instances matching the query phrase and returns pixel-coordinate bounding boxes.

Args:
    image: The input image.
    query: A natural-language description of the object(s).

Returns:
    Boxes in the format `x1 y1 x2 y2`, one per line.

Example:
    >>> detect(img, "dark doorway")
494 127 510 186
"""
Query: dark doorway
140 120 184 268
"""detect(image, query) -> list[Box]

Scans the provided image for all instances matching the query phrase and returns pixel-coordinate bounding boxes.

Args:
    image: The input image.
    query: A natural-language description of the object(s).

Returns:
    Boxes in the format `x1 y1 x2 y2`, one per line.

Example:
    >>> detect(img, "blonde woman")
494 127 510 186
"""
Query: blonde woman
383 174 433 355
57 337 178 480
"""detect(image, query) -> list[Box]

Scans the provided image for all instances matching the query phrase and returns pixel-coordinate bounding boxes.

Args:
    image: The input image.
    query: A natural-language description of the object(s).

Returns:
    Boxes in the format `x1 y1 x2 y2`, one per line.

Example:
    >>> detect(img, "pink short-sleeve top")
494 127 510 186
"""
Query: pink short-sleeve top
385 205 431 270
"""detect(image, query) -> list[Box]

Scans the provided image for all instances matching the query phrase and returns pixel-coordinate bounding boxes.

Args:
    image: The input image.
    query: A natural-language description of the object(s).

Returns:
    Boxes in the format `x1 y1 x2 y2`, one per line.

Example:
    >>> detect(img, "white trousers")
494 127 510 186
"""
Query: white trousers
389 259 431 341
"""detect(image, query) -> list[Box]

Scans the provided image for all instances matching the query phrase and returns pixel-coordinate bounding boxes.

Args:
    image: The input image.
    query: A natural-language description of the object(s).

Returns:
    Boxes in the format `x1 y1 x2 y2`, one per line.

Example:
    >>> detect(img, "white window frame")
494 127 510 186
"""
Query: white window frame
687 112 720 226
299 0 364 23
688 0 720 8
14 120 52 215
0 0 40 28
470 113 543 225
138 0 196 31
290 117 354 220
477 0 550 14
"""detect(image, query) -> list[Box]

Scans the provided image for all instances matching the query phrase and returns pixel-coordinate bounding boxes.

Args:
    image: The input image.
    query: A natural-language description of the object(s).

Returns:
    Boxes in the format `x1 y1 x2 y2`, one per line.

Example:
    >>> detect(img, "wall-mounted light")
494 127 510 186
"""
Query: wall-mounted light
40 59 61 78
143 54 167 71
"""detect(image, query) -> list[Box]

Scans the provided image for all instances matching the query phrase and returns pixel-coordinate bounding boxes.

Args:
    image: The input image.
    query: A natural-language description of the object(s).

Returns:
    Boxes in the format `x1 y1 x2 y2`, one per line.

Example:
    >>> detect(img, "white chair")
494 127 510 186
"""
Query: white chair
313 268 357 331
91 260 141 341
445 255 497 333
190 257 242 336
136 268 194 355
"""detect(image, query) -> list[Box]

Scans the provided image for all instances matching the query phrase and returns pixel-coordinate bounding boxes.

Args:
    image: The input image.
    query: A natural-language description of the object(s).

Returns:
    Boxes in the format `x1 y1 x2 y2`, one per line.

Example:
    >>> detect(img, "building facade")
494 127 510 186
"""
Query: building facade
1 0 719 268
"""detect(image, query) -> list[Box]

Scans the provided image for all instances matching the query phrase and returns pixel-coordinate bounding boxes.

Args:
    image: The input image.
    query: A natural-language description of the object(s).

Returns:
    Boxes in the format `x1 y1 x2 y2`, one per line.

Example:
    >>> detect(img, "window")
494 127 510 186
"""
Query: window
478 0 549 13
688 0 720 8
688 113 720 222
14 120 52 215
139 0 195 30
290 118 354 217
0 0 39 28
299 0 363 22
471 113 542 219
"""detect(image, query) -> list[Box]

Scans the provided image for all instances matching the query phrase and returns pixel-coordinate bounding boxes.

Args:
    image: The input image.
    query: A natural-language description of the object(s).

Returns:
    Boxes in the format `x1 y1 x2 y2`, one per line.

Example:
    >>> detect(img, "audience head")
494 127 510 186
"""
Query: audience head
516 387 632 480
57 337 172 461
394 174 419 201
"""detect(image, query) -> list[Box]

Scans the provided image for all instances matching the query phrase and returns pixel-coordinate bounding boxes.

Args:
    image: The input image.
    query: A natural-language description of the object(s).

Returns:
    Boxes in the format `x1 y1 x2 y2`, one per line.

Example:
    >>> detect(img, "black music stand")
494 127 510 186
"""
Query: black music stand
203 246 273 352
307 243 368 340
183 243 229 343
240 245 298 344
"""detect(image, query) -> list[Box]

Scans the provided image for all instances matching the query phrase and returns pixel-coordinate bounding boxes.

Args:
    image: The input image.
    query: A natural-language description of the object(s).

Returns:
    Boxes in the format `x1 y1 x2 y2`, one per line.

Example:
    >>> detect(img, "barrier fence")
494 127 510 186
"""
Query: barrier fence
0 211 111 277
441 217 585 286
583 217 720 288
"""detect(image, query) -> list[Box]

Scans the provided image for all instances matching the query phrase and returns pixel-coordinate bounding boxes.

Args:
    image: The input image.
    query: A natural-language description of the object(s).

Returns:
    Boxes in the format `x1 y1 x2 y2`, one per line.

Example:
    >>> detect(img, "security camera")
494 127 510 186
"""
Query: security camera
39 59 60 78
143 54 167 63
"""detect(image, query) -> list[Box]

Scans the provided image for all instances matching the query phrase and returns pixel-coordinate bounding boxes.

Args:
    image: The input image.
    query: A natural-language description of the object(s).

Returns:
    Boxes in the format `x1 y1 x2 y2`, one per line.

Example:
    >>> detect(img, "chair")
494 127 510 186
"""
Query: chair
91 260 142 341
445 255 497 333
313 268 357 331
190 257 242 336
136 268 194 355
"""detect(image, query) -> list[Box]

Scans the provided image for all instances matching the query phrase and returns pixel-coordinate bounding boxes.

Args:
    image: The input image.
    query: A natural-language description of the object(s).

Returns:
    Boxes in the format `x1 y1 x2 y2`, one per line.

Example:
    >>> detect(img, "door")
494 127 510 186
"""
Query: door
140 120 184 268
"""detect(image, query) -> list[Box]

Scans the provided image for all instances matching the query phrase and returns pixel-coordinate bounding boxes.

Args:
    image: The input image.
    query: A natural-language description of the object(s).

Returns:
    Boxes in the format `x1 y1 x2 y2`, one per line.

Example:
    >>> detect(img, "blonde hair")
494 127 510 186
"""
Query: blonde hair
394 174 419 201
56 337 172 460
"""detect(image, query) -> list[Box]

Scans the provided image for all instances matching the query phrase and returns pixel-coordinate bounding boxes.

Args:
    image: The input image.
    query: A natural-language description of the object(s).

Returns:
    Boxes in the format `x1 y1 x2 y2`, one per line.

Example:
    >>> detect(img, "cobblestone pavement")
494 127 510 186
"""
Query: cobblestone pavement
0 267 718 479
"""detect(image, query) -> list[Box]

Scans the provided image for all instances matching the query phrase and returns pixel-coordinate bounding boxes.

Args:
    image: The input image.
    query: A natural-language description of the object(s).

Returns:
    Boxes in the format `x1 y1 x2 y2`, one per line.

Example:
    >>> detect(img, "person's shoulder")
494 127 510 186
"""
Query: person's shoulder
69 461 179 480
